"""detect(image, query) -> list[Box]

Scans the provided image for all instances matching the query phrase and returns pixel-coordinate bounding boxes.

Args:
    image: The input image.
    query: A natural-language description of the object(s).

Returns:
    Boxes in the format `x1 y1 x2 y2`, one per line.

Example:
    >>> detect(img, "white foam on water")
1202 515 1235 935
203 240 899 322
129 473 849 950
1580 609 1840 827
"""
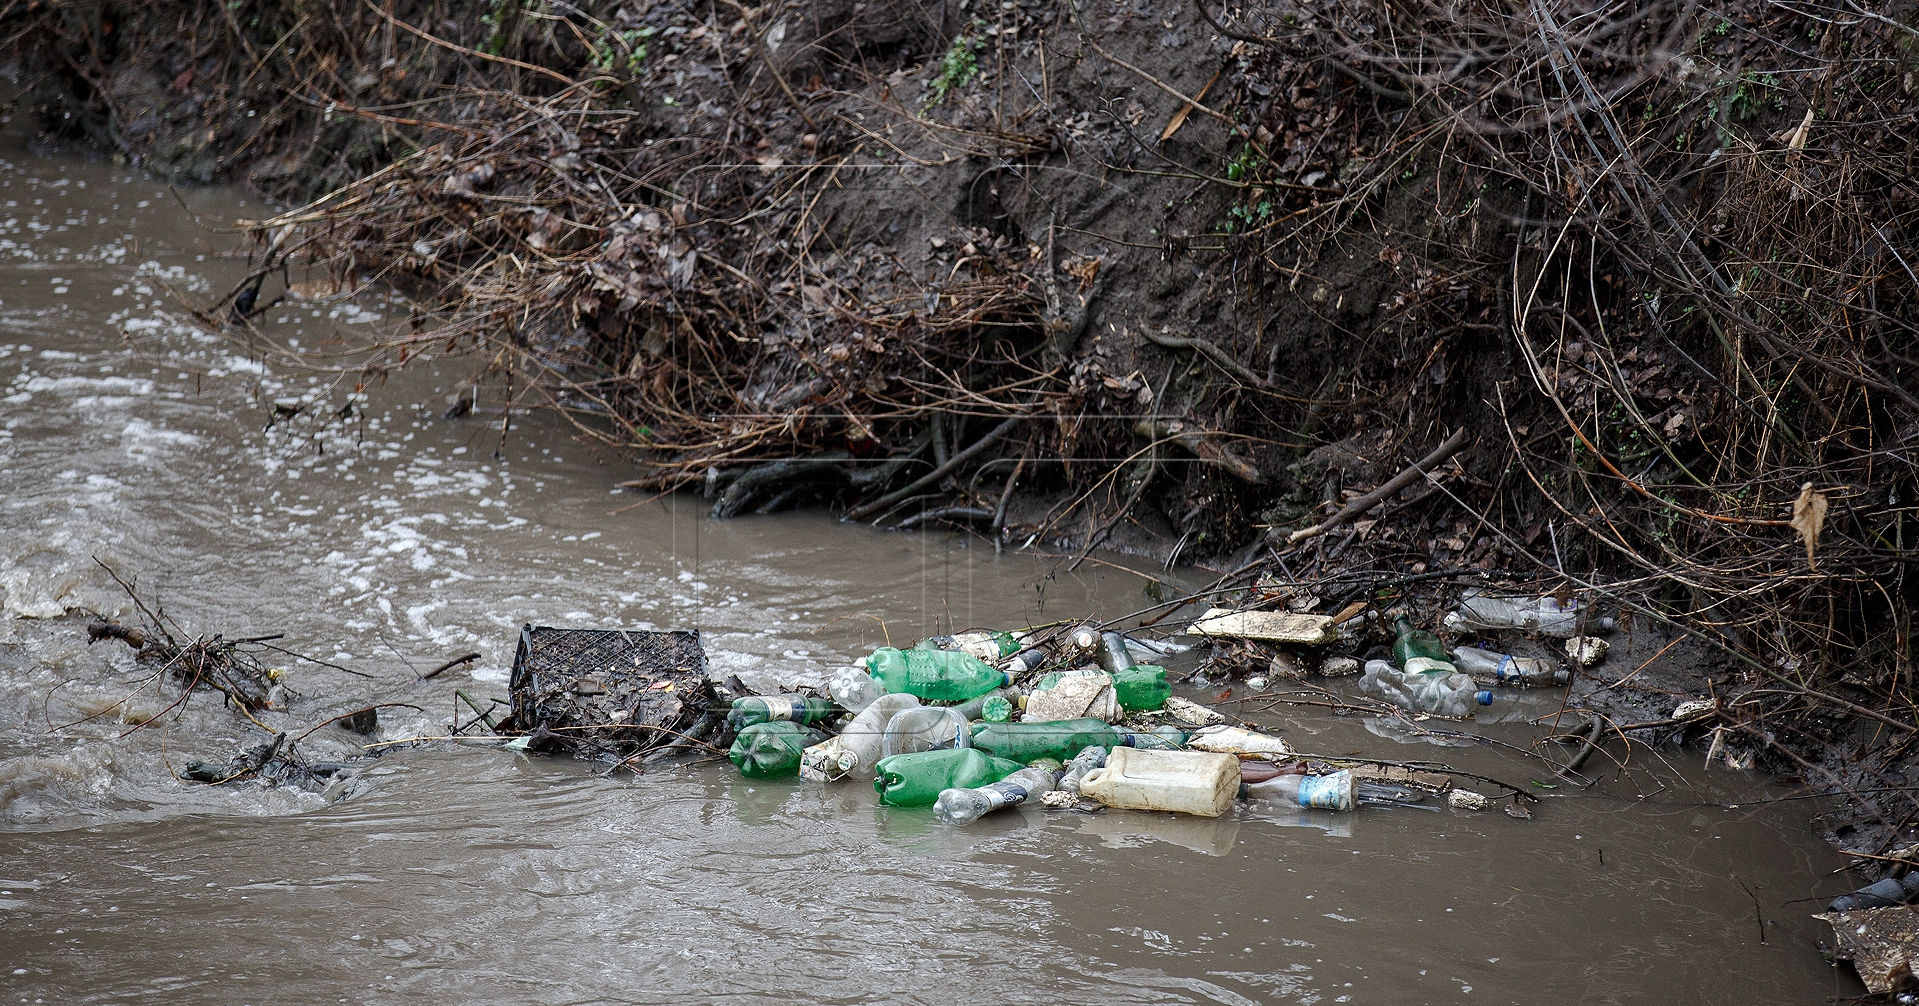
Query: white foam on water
120 417 204 461
22 374 155 396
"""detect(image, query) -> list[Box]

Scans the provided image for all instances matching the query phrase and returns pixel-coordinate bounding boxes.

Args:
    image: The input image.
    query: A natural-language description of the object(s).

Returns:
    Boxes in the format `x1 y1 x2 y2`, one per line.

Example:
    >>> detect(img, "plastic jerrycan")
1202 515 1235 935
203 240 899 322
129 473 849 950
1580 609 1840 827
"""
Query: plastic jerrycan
1078 747 1242 817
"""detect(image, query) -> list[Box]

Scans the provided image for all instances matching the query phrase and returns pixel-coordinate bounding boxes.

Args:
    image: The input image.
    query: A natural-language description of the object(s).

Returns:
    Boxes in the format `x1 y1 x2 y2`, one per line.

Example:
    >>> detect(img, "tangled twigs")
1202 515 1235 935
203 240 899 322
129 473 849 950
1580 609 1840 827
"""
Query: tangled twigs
1287 428 1469 546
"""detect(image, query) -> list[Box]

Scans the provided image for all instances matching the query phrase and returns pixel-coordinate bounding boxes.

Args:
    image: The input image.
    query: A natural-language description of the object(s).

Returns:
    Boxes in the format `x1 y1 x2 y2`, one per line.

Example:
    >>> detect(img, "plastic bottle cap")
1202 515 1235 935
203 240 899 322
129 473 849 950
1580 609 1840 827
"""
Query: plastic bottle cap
1475 690 1494 706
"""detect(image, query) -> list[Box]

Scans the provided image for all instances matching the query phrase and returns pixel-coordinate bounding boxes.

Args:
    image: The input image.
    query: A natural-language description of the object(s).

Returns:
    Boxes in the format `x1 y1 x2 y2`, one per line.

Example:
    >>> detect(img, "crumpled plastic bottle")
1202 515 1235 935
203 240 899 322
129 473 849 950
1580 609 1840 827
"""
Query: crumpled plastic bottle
1358 659 1492 718
933 764 1062 825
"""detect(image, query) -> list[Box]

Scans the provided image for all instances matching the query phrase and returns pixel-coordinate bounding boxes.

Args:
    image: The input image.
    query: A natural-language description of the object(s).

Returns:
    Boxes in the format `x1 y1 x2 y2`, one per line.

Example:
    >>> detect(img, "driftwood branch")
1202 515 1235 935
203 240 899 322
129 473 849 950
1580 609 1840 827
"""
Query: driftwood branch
1286 427 1470 545
1142 328 1268 389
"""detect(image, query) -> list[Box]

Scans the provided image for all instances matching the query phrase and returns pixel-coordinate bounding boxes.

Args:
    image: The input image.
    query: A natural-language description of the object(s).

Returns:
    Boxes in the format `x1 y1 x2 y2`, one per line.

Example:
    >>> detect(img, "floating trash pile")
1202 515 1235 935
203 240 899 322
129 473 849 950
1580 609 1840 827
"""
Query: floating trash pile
698 594 1617 824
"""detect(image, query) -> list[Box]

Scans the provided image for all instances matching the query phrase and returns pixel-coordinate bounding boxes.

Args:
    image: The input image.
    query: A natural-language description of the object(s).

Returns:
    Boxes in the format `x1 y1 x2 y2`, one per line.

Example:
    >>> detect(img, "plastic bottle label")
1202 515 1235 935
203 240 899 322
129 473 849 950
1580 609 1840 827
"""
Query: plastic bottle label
1403 657 1451 675
760 696 796 721
982 781 1027 810
1294 774 1347 810
1493 656 1519 683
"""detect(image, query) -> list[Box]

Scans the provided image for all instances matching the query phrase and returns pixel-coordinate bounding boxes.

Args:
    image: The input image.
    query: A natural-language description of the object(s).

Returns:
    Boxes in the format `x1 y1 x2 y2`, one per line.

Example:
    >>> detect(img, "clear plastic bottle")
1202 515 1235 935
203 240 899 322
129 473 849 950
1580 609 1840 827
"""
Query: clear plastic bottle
1359 659 1492 717
1119 725 1189 750
1057 744 1109 796
799 692 919 781
826 665 885 713
1001 646 1049 678
1095 630 1136 673
1241 768 1356 810
1444 590 1617 637
1066 624 1101 654
879 705 972 758
1449 646 1567 686
933 764 1062 825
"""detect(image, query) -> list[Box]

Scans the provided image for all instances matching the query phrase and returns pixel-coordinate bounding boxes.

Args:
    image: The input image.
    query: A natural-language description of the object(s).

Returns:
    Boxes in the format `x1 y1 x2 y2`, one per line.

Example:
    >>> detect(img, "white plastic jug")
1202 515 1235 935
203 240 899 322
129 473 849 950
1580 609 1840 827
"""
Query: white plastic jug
1078 747 1241 818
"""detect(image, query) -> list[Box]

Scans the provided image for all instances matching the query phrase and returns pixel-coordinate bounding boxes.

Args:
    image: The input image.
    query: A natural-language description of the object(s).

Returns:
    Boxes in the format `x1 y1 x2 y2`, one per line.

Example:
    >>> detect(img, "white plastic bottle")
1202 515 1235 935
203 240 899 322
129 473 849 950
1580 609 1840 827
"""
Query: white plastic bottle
1449 646 1567 686
1359 659 1492 717
933 765 1062 825
1241 768 1356 811
1444 590 1616 637
800 692 918 780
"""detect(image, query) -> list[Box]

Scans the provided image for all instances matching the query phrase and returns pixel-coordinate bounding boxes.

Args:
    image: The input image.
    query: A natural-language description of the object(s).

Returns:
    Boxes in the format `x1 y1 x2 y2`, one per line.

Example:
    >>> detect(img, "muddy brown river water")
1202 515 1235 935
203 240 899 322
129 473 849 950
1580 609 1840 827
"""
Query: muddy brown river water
0 105 1867 1004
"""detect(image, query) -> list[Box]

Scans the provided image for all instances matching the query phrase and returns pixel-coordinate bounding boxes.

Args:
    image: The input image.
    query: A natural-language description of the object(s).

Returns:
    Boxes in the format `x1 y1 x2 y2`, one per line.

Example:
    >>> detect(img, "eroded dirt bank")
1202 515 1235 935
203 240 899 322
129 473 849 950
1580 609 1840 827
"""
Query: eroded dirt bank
7 0 1917 865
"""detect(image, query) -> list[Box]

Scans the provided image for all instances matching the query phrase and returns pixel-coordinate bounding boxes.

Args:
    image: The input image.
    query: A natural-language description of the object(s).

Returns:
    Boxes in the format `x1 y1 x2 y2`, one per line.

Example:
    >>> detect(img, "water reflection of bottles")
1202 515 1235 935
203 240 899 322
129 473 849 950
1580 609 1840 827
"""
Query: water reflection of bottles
1391 615 1457 675
725 694 838 731
1075 804 1243 856
864 646 1007 702
729 721 829 778
1449 646 1567 686
933 765 1061 825
1241 768 1356 811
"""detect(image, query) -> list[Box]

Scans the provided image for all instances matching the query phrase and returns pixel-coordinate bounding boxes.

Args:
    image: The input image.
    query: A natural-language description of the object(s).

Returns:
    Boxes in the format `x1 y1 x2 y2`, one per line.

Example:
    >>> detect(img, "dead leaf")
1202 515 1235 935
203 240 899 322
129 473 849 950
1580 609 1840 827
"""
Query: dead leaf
1786 107 1814 152
1790 483 1829 568
1330 601 1369 625
1157 68 1221 144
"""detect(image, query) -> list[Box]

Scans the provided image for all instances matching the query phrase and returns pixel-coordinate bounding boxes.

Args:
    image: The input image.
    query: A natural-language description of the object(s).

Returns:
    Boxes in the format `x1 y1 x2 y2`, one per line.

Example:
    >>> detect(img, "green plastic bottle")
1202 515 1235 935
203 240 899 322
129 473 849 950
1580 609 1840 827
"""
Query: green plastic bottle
725 694 839 731
1112 664 1170 711
979 694 1013 722
729 722 829 778
873 748 1025 807
970 718 1122 762
1391 615 1457 675
864 646 1007 702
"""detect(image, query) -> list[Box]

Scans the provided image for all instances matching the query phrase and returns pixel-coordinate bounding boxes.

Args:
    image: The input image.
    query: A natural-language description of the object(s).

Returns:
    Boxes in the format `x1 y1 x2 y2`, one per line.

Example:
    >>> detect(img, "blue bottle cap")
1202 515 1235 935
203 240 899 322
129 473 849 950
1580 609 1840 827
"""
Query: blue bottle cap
1475 690 1494 706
